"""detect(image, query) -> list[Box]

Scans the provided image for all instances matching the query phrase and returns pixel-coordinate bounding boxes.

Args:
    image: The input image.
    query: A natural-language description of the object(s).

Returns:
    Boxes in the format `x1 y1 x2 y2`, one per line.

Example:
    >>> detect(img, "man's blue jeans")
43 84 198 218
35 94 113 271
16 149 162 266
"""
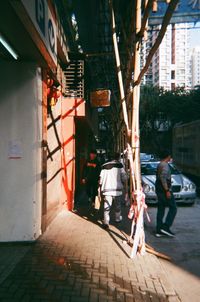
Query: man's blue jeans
156 190 177 232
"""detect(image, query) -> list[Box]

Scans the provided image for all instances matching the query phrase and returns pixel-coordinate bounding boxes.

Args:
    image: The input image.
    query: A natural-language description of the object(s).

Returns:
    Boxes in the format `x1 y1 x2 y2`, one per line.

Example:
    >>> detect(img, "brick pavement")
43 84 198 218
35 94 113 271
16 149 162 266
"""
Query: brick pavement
0 205 181 302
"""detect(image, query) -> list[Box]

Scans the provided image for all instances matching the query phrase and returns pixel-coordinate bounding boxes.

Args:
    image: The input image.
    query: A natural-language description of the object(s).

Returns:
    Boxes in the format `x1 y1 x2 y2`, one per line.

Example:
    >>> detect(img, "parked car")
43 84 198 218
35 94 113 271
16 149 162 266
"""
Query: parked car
140 153 154 162
141 161 196 205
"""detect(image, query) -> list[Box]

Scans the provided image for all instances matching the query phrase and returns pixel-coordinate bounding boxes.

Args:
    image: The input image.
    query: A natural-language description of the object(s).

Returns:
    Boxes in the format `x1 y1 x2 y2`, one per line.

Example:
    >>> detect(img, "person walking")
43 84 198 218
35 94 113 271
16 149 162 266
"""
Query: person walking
155 150 177 237
99 152 128 229
82 149 101 208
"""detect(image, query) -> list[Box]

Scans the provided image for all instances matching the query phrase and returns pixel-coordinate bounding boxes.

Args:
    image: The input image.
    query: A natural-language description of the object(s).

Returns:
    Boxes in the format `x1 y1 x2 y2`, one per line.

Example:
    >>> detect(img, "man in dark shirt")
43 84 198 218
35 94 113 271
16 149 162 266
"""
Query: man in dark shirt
155 150 177 237
82 150 101 207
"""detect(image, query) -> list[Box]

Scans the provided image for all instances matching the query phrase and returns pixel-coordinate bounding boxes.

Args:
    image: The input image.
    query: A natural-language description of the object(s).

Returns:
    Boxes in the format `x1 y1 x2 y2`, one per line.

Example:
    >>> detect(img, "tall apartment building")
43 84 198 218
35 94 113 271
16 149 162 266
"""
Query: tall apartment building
140 34 153 86
142 23 192 90
191 46 200 87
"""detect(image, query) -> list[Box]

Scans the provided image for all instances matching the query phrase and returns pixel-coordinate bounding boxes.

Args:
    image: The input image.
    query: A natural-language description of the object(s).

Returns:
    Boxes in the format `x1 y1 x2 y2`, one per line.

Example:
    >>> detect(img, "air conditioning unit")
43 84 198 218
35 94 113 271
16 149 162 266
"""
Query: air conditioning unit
63 60 84 98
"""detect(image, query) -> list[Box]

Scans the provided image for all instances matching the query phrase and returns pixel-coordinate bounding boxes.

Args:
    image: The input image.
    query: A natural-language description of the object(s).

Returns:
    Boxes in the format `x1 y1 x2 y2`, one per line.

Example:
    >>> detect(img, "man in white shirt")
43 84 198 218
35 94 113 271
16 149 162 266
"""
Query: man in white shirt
99 152 127 229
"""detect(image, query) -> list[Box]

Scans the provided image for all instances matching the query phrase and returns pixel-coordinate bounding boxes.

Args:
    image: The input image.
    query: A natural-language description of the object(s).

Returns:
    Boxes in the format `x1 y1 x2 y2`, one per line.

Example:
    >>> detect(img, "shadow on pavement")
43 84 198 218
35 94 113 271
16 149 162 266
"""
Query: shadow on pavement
73 198 133 258
0 230 172 302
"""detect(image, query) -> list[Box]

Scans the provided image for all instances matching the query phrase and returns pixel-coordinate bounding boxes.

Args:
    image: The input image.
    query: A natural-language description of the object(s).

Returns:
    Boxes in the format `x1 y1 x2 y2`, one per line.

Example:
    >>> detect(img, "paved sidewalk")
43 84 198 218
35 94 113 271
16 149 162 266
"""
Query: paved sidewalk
0 206 180 302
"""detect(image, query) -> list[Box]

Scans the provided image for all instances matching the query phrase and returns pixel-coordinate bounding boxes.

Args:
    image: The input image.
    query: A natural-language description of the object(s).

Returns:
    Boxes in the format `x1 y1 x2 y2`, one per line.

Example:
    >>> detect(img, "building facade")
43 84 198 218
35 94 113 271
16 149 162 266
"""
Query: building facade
143 23 192 90
191 46 200 88
0 0 98 242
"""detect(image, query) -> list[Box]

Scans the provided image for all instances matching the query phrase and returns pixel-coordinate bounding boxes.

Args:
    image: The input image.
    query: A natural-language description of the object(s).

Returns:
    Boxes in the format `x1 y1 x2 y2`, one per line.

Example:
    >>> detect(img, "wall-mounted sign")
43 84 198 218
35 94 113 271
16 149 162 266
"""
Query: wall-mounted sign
149 0 200 25
90 90 111 108
21 0 57 64
57 16 69 63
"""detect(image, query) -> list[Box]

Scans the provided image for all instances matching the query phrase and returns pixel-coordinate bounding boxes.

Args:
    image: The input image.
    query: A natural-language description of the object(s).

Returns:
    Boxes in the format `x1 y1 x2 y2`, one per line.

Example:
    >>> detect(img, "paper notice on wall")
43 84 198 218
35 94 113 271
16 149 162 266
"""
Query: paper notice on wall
8 140 23 159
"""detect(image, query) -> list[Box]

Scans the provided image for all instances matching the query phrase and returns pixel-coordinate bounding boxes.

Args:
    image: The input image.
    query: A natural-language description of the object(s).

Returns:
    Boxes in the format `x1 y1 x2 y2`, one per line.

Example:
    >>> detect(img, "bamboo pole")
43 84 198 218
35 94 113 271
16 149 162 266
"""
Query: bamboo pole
145 244 172 261
133 0 142 186
139 0 154 38
152 0 158 12
123 0 152 92
109 0 130 136
130 0 145 258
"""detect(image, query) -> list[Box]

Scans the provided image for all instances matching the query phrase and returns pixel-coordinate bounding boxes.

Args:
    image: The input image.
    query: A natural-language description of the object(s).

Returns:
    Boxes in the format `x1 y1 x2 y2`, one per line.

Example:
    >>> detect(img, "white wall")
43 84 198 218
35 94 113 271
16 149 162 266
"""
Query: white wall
0 62 42 241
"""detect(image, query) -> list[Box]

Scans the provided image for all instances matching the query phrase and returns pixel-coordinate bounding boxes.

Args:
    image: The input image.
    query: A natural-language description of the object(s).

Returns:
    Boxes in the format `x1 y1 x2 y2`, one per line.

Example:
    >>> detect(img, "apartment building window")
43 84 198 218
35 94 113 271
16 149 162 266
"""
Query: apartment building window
171 83 176 90
178 69 185 75
171 70 175 79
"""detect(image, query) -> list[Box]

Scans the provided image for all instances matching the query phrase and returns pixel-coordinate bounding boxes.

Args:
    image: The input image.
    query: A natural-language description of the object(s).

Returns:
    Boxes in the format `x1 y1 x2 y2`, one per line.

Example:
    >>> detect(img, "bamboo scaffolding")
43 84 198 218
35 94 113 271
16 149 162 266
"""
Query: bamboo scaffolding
109 0 179 258
109 0 136 196
109 0 144 257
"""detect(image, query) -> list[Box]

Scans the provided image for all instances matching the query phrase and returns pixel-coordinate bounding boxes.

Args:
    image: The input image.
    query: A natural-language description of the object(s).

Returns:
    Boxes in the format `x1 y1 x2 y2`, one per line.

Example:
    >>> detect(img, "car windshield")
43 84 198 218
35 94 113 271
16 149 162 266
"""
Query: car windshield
140 153 152 161
141 162 180 175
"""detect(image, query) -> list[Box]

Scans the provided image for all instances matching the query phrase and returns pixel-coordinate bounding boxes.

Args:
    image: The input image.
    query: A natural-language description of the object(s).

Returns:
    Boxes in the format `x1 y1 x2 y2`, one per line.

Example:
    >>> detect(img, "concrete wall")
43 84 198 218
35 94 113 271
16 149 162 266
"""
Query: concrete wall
0 62 42 241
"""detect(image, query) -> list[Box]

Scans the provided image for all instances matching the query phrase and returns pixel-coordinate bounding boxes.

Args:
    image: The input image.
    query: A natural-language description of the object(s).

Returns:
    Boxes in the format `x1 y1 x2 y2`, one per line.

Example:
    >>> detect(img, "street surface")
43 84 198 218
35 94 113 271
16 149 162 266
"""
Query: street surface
0 198 199 301
0 204 180 302
145 198 200 302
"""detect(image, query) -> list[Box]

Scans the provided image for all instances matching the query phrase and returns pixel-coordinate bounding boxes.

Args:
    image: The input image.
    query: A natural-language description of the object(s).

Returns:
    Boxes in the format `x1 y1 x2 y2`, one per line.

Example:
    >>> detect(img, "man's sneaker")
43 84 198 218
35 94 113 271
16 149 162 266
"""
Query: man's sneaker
102 224 109 230
160 227 175 237
115 215 122 223
155 231 165 238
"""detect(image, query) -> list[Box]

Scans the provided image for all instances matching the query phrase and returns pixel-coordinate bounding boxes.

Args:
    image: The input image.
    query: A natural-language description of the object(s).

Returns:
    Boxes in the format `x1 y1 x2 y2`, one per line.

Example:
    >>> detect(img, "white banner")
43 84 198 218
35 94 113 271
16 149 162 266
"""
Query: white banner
22 0 57 64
